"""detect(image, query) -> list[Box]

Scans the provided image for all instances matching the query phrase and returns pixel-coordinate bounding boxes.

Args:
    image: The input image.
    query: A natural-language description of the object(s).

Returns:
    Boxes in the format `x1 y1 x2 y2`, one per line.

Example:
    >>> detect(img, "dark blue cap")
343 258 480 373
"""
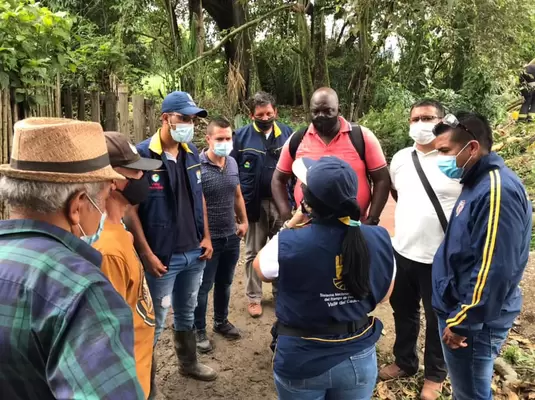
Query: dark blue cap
161 91 208 117
292 156 358 207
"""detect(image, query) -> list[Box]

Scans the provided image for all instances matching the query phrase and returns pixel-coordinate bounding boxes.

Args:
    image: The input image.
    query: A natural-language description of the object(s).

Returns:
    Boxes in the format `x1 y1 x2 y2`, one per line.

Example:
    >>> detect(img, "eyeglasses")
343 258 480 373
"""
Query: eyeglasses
433 114 477 139
168 113 196 123
409 115 439 123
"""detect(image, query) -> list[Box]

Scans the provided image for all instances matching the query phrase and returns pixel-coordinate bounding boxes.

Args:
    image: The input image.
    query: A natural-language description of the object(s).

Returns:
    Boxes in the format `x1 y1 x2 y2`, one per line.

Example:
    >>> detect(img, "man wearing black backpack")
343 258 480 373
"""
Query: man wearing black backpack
272 87 390 225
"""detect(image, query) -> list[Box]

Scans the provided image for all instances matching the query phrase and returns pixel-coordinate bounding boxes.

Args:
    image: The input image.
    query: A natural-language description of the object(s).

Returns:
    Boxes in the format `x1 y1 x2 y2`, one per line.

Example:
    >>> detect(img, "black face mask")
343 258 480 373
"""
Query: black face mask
255 118 275 132
312 116 339 136
119 177 149 206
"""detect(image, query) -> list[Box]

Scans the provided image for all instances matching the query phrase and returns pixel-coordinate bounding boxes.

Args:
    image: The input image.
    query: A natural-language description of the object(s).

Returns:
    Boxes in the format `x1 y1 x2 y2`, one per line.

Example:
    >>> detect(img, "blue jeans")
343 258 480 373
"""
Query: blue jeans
273 345 377 400
194 234 240 332
438 319 509 400
145 248 206 343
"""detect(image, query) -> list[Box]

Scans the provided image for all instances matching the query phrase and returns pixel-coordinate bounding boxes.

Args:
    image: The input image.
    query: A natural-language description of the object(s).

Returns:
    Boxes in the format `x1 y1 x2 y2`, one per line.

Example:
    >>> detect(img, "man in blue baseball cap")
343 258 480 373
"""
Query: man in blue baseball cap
126 91 217 382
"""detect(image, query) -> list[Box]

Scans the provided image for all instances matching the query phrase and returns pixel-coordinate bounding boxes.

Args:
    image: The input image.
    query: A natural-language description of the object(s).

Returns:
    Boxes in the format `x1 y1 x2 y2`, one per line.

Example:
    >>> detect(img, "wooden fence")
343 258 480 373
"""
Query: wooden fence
0 83 158 219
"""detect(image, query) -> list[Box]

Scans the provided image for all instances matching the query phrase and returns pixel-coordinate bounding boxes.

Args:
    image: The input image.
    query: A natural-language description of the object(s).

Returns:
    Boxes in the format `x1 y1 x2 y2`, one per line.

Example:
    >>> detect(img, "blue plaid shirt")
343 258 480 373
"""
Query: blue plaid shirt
0 219 144 399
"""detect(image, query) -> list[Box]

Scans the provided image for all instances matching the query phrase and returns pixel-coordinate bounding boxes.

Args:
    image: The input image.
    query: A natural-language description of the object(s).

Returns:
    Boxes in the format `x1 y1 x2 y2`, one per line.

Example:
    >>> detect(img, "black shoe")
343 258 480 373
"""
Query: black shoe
195 330 213 354
213 320 241 340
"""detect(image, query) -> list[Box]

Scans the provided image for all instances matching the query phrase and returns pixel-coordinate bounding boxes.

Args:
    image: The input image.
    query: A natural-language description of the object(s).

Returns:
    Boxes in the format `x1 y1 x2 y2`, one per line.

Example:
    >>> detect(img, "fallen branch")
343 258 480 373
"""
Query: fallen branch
175 3 296 75
494 357 519 387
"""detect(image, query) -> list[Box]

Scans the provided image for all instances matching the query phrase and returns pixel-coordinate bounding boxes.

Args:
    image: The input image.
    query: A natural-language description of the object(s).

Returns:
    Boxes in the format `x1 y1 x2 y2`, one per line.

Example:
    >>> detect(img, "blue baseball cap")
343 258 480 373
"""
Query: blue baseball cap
161 91 208 118
292 156 358 208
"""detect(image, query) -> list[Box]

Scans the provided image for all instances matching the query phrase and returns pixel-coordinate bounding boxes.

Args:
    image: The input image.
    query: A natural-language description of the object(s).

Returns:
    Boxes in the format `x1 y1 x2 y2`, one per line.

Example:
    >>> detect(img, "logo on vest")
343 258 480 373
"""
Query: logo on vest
244 161 251 169
196 169 202 184
455 200 466 217
152 173 160 182
333 255 346 291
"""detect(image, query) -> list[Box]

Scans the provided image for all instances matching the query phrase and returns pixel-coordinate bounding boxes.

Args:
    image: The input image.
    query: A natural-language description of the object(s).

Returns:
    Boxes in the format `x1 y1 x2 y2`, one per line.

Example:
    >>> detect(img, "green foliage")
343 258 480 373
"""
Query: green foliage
502 344 535 368
0 0 73 92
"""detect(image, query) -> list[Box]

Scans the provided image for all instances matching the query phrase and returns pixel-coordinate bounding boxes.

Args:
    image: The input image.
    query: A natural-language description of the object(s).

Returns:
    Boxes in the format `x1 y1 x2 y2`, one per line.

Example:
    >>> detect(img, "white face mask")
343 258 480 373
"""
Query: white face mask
409 122 436 145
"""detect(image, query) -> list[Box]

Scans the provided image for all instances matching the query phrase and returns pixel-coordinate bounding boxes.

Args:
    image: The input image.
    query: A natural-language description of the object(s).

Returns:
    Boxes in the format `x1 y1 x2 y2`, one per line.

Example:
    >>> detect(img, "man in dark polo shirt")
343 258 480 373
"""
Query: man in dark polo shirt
194 117 248 353
125 91 217 382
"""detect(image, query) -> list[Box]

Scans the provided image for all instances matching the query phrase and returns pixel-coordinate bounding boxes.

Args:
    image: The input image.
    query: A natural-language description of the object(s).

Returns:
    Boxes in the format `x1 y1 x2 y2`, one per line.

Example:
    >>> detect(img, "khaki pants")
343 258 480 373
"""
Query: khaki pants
245 199 282 303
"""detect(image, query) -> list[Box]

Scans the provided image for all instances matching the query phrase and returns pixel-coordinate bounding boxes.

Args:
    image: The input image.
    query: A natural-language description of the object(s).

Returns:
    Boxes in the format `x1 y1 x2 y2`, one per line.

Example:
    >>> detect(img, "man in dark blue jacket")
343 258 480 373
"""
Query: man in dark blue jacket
125 91 217 382
231 91 293 317
432 112 532 400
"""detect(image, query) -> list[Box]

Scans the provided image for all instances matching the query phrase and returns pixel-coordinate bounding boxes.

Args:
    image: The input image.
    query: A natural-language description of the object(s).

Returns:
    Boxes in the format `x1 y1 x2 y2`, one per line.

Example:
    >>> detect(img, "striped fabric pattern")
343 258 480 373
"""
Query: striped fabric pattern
446 169 502 329
0 219 144 399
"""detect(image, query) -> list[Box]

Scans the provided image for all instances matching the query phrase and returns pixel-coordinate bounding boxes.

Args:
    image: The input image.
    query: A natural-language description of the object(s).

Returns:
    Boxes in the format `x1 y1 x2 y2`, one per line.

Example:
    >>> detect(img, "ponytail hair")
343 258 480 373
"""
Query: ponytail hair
341 199 371 300
302 187 371 300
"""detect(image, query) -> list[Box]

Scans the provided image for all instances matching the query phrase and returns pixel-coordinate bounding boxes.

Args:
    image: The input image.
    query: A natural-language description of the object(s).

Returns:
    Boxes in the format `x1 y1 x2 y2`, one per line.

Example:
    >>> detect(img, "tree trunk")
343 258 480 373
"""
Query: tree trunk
203 0 252 104
312 0 329 89
297 0 314 117
188 0 205 98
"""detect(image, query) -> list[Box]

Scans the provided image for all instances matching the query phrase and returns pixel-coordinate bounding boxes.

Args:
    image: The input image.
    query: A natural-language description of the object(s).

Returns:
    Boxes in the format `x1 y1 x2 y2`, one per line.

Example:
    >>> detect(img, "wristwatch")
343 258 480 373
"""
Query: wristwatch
367 216 380 225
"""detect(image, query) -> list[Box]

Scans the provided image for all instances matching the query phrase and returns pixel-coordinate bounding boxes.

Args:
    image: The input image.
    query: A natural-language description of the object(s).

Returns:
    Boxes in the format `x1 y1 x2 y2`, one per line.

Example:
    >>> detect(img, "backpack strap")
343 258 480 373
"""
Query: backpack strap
348 124 365 165
289 127 308 160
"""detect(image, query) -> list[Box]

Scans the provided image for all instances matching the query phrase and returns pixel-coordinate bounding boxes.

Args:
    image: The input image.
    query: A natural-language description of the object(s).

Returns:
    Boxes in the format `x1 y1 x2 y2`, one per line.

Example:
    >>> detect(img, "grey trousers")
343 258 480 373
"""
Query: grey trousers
244 199 282 303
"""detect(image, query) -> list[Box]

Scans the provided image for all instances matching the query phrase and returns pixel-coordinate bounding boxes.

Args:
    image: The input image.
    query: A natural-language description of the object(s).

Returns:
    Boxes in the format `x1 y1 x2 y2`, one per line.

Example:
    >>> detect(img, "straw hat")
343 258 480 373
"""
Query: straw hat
0 118 125 183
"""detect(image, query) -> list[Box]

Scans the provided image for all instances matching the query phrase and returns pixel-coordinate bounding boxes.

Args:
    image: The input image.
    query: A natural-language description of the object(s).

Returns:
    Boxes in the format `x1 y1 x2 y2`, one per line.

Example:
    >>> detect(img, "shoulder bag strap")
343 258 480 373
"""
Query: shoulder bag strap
411 150 448 232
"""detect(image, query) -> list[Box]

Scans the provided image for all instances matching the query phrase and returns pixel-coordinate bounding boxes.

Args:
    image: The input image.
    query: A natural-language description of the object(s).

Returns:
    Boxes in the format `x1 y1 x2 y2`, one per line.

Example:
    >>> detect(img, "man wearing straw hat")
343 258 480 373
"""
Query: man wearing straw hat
0 118 144 399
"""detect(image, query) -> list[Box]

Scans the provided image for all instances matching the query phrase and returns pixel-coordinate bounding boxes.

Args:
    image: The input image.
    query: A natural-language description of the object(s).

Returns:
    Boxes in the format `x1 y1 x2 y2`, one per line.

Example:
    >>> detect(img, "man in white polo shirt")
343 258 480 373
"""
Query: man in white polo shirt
379 100 462 400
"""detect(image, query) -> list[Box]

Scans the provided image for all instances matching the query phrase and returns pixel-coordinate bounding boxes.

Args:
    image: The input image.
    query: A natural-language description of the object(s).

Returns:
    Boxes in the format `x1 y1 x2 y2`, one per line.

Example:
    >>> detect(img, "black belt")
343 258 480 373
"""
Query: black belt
277 316 370 337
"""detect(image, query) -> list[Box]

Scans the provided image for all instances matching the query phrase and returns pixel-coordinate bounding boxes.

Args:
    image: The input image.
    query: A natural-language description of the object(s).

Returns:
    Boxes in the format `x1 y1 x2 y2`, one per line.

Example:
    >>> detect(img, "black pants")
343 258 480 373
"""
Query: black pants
389 251 447 383
519 90 535 121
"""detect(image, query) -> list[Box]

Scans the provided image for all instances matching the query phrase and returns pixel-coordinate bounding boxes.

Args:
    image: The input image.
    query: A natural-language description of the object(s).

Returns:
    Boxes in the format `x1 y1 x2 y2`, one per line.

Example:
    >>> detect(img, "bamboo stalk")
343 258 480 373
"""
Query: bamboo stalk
55 73 61 117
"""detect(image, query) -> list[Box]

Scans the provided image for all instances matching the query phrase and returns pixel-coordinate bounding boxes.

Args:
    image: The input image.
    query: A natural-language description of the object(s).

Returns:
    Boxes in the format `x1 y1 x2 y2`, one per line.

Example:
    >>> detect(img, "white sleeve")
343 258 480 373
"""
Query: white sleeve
258 233 280 280
389 152 400 190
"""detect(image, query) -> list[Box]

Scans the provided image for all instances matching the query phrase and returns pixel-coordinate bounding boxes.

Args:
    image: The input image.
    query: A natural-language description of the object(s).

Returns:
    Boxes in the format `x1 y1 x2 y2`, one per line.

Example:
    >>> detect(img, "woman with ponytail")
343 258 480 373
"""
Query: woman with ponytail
253 156 395 400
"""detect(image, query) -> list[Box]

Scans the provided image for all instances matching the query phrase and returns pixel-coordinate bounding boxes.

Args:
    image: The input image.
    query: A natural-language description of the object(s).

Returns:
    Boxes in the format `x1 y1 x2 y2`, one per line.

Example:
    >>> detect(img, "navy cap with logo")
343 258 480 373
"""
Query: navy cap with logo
292 156 358 208
161 91 208 118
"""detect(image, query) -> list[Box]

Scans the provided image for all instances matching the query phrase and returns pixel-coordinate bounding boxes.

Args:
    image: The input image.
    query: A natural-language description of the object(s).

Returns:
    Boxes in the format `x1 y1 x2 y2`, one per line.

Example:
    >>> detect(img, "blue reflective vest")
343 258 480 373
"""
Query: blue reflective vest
231 121 292 222
274 221 394 380
136 132 204 266
432 153 532 335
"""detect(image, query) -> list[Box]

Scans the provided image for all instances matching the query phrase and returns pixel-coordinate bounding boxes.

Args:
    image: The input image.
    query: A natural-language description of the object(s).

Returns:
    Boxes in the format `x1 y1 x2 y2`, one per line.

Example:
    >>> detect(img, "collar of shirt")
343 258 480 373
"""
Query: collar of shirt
149 128 193 156
413 144 438 157
0 219 102 266
307 116 351 137
200 149 226 169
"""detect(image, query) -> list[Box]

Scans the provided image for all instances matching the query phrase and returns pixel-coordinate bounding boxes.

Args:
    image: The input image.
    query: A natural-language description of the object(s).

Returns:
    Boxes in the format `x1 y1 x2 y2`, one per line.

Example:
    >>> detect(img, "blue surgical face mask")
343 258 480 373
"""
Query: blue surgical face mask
437 142 473 179
79 196 107 245
213 141 233 157
170 123 194 143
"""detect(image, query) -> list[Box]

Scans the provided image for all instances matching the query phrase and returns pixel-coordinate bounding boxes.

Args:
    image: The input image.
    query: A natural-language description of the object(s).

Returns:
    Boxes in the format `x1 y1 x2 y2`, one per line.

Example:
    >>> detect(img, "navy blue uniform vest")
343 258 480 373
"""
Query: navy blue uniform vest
274 221 394 379
136 132 204 266
231 121 292 222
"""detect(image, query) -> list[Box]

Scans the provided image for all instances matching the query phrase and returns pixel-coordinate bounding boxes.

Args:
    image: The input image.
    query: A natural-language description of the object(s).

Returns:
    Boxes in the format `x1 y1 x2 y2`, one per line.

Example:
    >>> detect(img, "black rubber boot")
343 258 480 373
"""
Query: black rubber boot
173 330 218 381
147 354 158 399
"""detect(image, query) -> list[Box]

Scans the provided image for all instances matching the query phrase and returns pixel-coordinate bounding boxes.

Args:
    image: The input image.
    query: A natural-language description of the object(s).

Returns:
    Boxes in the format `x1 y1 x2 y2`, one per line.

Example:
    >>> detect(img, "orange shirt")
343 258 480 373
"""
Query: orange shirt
93 221 155 398
276 117 387 216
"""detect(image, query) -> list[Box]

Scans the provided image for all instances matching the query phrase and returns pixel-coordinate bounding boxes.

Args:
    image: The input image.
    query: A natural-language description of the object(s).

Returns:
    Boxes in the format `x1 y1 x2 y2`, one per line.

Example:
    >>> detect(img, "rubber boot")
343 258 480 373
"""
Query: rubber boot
173 330 218 381
147 354 158 400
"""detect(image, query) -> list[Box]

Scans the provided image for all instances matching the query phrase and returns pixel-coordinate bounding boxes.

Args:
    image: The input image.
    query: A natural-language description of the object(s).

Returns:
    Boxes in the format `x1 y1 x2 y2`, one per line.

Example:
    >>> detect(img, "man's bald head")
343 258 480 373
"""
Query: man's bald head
311 87 339 106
